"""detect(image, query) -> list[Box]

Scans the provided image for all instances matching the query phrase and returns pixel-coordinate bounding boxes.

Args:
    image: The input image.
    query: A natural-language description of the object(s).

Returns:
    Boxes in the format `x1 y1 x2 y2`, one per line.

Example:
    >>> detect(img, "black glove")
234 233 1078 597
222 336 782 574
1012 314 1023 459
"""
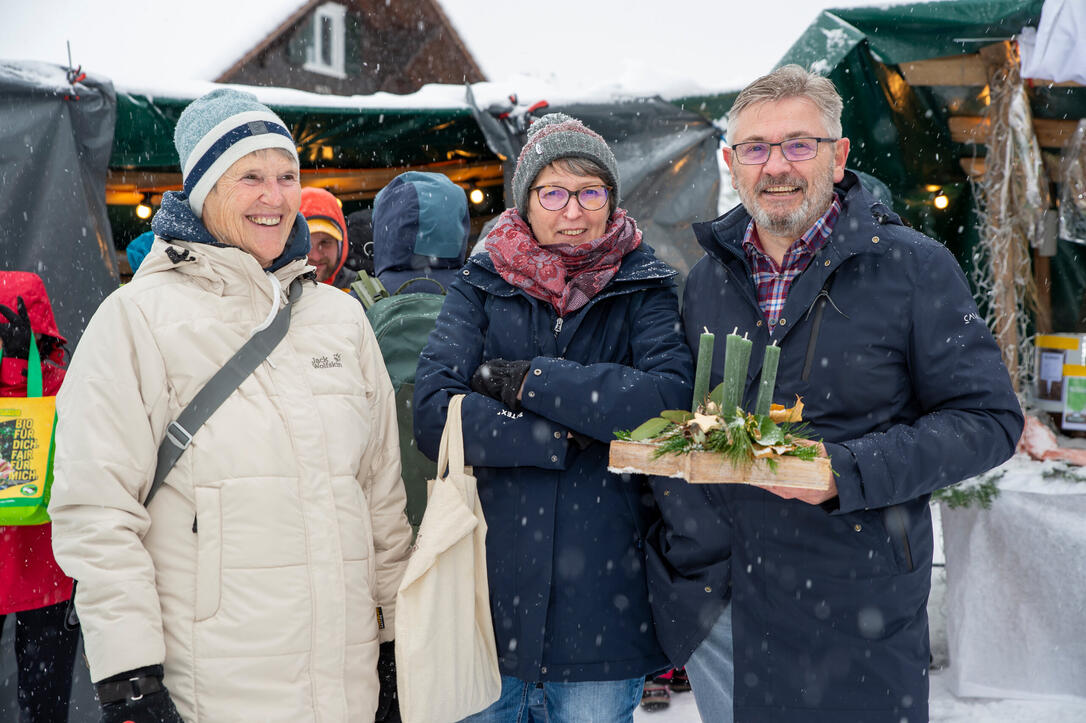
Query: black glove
376 640 401 723
569 431 594 450
97 666 183 723
0 297 32 360
470 359 531 411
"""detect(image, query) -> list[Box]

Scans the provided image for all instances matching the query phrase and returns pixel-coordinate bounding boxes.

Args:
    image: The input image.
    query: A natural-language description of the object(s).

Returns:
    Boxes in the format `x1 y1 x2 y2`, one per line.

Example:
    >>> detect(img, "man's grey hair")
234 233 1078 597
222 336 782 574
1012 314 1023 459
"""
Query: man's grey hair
727 64 843 143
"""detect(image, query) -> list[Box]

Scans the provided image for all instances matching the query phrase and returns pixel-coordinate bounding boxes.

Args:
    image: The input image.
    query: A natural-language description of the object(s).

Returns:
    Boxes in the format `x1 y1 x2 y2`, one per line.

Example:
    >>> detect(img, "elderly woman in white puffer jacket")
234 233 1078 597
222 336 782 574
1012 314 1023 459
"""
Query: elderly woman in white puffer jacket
48 89 412 723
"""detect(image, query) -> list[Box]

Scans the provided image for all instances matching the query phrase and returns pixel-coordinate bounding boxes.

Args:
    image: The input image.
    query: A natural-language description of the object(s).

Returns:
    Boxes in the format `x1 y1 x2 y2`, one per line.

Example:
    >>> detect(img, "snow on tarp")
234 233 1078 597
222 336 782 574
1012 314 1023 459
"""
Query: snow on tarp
0 61 119 350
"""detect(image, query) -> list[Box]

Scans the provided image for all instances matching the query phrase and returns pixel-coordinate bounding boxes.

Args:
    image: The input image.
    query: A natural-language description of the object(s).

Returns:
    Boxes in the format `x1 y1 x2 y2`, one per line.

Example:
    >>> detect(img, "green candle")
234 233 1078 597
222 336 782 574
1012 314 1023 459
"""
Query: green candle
721 328 753 414
754 341 780 416
691 327 715 412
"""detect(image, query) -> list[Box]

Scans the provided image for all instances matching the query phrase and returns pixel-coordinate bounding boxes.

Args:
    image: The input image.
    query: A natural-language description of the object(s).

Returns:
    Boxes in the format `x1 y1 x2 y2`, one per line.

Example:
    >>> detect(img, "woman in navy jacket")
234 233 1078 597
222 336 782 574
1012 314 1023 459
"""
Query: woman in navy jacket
414 113 692 722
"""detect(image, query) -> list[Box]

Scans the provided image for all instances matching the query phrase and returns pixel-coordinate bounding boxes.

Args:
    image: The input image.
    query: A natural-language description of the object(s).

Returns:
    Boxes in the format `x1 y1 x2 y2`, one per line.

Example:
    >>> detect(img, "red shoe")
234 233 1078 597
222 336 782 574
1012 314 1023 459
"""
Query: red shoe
668 667 691 693
640 676 670 711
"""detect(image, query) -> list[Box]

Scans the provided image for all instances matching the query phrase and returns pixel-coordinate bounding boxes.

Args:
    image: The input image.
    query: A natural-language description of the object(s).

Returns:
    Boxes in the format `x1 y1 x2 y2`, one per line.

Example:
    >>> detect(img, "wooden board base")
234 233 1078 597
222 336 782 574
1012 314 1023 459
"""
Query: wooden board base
608 440 832 491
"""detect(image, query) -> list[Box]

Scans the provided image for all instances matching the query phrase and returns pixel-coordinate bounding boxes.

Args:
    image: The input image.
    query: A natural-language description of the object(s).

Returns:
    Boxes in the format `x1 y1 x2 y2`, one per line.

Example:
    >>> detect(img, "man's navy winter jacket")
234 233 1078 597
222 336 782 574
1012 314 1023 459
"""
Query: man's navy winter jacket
648 172 1023 722
414 244 693 683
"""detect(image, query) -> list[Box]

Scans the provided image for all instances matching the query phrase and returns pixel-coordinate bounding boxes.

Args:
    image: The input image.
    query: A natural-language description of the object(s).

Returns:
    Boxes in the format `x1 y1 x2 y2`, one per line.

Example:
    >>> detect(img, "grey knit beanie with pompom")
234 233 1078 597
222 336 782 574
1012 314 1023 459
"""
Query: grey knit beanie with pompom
511 113 619 215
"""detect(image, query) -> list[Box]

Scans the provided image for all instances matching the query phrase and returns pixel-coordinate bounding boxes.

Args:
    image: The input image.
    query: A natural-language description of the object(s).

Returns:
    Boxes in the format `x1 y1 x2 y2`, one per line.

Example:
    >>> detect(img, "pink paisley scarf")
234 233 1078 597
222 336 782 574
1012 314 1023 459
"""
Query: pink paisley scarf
484 208 642 316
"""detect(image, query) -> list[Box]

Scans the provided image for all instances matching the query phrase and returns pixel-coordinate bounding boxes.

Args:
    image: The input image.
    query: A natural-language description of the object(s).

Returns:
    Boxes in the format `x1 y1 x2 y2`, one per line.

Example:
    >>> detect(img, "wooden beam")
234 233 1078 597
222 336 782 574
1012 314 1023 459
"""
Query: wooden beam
959 152 1068 182
948 115 1080 148
1034 118 1081 148
900 51 1084 88
948 116 991 144
900 54 988 86
106 160 504 204
107 170 183 193
959 157 986 179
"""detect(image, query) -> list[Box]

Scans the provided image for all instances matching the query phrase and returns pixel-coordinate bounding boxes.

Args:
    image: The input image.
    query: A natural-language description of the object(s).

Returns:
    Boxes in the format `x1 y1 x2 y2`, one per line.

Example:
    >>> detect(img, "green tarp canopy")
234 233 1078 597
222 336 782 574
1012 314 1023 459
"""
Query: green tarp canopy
112 93 494 169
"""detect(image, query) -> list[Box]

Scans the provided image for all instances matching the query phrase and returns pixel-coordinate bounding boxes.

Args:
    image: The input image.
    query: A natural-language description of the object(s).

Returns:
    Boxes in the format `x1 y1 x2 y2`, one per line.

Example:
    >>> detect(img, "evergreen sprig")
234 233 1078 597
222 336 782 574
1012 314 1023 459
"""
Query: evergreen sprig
624 402 821 469
932 479 1001 509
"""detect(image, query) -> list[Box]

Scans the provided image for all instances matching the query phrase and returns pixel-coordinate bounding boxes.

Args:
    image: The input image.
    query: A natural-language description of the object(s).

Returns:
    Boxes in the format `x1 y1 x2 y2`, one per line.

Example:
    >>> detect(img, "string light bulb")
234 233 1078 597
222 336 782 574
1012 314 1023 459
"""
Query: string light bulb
469 188 485 205
135 196 153 219
933 192 949 210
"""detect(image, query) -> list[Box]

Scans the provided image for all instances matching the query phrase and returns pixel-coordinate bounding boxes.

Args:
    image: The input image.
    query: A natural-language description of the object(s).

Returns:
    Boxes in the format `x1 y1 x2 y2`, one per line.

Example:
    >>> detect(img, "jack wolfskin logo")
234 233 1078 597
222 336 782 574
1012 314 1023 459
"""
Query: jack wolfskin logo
311 353 343 369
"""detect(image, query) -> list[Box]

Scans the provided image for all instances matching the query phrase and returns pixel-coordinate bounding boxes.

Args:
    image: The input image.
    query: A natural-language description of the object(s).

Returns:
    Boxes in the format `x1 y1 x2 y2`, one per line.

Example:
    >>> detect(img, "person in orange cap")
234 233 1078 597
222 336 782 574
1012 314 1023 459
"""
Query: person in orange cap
300 186 357 289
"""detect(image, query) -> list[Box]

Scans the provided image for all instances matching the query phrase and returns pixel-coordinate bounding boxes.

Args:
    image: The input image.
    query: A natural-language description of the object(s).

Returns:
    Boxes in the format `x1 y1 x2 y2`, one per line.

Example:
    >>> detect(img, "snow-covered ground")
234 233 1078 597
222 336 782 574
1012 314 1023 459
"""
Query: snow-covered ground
633 504 1086 722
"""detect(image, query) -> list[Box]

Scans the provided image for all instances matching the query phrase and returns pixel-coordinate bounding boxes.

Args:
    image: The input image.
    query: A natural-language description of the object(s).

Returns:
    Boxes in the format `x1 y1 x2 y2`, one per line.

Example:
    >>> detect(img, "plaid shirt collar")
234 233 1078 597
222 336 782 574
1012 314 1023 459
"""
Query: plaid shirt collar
741 194 842 330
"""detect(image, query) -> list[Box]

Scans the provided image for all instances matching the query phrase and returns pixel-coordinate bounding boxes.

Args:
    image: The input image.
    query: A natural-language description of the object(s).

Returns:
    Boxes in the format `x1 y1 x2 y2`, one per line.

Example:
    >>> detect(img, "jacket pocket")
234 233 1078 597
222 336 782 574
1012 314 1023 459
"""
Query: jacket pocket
883 504 915 572
194 486 223 621
801 279 849 382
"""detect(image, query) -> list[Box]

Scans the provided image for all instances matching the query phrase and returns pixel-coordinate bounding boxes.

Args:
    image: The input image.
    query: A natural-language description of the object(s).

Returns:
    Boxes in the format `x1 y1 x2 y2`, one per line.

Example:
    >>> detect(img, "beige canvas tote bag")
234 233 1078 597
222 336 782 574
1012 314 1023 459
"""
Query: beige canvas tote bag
395 394 501 723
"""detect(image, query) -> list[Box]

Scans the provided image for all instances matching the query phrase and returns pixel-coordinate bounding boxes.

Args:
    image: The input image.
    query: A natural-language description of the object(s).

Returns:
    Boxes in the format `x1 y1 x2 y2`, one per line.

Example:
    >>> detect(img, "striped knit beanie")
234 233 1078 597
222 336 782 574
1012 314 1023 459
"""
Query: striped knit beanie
512 113 619 215
174 88 298 218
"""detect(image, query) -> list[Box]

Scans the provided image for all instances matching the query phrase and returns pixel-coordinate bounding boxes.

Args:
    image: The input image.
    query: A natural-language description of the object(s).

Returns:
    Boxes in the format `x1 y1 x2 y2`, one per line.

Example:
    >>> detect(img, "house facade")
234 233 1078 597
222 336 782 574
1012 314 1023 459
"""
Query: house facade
219 0 486 95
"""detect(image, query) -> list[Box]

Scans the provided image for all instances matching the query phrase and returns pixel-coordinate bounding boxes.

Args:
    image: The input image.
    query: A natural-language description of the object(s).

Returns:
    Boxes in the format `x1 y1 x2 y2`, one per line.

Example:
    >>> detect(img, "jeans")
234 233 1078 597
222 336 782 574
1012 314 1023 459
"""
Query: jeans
0 600 81 723
684 601 734 723
460 674 644 723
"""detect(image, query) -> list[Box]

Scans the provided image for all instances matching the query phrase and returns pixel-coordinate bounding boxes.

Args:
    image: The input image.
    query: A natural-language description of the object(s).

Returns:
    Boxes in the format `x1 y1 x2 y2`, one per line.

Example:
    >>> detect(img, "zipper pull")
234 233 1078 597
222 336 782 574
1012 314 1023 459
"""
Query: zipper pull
553 317 563 337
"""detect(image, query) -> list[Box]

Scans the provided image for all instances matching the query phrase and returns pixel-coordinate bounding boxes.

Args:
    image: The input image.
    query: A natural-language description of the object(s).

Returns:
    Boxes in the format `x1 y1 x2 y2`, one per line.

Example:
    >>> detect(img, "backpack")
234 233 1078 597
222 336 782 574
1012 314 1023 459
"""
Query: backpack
351 274 447 530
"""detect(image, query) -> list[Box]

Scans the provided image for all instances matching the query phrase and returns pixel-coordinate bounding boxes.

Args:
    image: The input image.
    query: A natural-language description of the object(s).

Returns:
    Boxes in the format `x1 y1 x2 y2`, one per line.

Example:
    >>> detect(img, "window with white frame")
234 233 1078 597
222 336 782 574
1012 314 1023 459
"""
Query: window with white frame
304 2 347 78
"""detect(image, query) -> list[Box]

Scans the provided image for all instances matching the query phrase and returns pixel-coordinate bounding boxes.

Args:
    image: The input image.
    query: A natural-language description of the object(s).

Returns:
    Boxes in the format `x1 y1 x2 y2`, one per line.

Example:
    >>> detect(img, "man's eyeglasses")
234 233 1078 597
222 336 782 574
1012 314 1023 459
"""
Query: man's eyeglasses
531 185 610 212
730 137 838 165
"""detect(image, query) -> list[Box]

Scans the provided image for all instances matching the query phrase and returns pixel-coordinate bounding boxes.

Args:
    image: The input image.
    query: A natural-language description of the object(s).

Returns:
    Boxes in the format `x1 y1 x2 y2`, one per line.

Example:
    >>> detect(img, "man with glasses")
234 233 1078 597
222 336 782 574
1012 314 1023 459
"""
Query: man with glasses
646 65 1022 722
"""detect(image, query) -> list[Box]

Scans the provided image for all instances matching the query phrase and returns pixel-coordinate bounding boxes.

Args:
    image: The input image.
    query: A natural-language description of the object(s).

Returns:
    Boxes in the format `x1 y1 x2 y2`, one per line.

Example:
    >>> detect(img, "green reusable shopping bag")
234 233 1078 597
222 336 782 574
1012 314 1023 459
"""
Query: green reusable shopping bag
0 337 59 525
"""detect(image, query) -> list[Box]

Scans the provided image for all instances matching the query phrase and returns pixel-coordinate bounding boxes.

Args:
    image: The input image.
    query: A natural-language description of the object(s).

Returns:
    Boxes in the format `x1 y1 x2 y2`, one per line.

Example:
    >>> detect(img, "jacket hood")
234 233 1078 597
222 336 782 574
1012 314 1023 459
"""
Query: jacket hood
0 271 65 344
152 191 310 273
372 172 470 293
693 170 900 264
300 187 348 285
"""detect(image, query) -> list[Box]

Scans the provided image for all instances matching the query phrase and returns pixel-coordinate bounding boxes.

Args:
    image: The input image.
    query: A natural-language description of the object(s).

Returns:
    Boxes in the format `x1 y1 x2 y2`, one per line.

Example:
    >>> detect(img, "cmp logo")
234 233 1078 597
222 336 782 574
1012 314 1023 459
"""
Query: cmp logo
311 353 343 369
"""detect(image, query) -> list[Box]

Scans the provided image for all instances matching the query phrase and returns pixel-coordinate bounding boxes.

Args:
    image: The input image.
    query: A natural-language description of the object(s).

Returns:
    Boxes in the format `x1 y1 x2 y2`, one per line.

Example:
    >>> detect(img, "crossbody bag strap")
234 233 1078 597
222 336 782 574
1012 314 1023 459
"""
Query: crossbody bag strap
145 277 302 507
67 278 302 631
